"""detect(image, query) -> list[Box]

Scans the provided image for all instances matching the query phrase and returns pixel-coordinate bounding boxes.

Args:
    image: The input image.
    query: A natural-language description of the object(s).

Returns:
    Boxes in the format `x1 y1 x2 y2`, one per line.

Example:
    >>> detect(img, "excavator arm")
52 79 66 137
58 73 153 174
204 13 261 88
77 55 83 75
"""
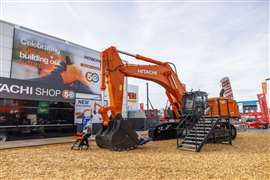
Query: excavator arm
99 46 186 126
96 46 186 151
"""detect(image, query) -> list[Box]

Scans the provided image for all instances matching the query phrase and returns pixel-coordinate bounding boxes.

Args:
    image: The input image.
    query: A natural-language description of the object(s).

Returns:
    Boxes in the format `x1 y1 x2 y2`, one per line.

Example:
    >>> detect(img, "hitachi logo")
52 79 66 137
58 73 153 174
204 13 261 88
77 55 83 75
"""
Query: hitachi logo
138 69 158 75
84 55 100 63
0 83 64 97
0 83 33 95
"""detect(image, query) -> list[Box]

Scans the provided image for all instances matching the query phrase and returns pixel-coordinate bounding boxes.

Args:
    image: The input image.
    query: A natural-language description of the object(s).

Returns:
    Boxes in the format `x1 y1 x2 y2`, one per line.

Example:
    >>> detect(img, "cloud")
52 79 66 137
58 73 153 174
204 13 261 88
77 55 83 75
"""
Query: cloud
2 0 269 108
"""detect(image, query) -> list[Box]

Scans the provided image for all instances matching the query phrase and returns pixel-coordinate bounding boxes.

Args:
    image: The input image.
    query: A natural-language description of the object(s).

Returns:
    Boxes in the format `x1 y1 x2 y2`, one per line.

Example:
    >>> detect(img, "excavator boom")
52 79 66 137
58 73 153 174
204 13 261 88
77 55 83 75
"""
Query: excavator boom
96 46 186 150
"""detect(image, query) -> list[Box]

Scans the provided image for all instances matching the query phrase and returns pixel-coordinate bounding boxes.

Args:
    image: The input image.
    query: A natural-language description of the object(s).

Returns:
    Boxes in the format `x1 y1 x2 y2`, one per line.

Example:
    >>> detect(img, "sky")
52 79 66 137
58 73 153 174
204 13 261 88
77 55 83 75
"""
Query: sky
0 0 269 108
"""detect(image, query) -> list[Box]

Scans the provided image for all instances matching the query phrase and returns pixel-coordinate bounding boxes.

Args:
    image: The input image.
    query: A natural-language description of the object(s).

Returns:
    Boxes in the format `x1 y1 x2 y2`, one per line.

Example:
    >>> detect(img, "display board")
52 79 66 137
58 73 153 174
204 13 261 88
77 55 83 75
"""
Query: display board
127 84 139 111
11 28 101 95
75 97 106 124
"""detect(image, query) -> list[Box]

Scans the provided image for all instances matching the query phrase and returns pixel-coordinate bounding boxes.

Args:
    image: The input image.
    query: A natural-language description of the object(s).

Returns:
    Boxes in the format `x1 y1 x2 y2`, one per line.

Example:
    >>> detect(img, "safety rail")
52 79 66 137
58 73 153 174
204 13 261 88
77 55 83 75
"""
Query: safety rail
176 114 191 150
176 112 193 148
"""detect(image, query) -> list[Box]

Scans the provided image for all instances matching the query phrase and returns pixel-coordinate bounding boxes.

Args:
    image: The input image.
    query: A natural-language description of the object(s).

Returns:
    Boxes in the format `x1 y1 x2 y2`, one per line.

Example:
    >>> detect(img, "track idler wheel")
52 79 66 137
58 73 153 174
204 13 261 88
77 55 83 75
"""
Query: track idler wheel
95 114 139 151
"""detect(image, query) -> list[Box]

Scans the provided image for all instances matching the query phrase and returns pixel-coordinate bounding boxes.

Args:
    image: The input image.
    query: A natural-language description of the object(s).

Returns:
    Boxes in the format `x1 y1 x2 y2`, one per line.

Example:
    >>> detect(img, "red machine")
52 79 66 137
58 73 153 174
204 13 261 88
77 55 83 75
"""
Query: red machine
245 93 270 129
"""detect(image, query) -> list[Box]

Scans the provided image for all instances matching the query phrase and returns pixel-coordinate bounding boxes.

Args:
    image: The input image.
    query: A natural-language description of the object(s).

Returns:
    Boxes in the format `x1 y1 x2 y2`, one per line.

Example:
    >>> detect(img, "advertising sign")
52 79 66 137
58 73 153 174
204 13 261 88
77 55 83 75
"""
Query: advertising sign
0 77 75 102
127 84 139 111
11 28 101 95
75 98 105 124
220 77 234 99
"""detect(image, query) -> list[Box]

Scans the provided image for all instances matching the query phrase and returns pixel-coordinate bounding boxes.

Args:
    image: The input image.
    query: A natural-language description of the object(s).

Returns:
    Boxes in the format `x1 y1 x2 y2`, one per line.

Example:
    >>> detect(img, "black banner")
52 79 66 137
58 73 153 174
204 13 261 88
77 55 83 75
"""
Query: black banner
0 77 75 102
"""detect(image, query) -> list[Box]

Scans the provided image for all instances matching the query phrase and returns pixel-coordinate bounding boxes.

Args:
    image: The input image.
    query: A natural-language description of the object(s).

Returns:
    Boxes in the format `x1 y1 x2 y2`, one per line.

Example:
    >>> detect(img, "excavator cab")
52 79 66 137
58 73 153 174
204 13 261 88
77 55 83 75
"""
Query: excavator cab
182 91 208 117
179 91 208 130
163 91 208 119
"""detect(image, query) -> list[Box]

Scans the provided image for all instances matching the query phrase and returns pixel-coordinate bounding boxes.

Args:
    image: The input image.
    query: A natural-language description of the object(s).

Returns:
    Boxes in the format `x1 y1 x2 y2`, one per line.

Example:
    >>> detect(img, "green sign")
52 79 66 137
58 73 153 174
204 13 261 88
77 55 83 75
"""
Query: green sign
38 102 49 114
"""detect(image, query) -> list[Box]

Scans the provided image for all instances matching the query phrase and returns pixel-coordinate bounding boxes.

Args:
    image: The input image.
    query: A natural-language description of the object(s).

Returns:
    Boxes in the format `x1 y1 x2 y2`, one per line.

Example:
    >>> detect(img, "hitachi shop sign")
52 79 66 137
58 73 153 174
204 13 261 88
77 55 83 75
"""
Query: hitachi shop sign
0 83 62 97
0 77 75 102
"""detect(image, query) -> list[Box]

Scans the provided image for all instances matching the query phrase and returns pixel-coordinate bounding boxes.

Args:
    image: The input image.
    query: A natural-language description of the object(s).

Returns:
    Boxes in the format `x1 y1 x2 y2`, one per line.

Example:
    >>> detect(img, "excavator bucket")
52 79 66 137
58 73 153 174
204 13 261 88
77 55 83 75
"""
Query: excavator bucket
95 114 139 151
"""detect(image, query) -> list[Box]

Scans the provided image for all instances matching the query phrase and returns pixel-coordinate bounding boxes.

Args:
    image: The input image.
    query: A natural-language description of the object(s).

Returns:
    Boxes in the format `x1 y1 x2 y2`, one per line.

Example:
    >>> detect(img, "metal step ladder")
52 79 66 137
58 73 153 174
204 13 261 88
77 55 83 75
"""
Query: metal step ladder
177 117 220 152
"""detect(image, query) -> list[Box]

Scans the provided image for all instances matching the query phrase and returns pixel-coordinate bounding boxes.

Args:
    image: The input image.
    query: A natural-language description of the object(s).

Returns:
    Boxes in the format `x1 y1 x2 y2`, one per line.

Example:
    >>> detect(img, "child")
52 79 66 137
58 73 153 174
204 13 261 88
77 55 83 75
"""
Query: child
79 122 92 148
79 109 93 148
78 110 93 149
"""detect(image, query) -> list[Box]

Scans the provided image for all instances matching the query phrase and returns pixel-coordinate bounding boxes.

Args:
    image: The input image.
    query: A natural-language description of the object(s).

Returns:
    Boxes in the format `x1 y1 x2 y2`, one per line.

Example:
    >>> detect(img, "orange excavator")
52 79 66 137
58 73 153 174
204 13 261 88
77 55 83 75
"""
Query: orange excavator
96 46 239 151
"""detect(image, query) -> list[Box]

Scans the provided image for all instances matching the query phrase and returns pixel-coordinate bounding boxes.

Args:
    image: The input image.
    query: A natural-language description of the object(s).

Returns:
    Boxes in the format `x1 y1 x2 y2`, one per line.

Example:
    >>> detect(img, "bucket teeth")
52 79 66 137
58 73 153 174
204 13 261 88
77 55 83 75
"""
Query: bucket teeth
95 114 139 151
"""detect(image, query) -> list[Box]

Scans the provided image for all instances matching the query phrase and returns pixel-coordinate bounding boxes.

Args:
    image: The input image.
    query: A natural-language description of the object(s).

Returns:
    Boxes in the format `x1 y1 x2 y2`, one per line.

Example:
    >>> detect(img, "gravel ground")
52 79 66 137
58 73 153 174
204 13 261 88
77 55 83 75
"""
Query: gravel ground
0 132 269 180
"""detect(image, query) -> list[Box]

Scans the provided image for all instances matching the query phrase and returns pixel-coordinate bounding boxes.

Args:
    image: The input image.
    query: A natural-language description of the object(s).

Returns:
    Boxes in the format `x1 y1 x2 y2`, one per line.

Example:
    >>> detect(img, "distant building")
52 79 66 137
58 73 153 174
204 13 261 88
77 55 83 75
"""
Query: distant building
237 100 258 114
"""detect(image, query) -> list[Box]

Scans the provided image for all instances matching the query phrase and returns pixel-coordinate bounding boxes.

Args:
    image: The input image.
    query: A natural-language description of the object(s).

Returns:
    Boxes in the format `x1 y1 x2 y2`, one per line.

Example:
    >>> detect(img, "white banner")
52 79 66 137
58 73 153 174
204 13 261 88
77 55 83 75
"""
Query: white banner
74 98 104 124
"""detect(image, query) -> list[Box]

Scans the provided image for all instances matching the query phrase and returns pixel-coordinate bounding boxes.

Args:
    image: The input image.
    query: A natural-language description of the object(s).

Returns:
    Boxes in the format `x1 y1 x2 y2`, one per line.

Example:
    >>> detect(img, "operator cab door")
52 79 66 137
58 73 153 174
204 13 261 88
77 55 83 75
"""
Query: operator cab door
182 91 208 118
